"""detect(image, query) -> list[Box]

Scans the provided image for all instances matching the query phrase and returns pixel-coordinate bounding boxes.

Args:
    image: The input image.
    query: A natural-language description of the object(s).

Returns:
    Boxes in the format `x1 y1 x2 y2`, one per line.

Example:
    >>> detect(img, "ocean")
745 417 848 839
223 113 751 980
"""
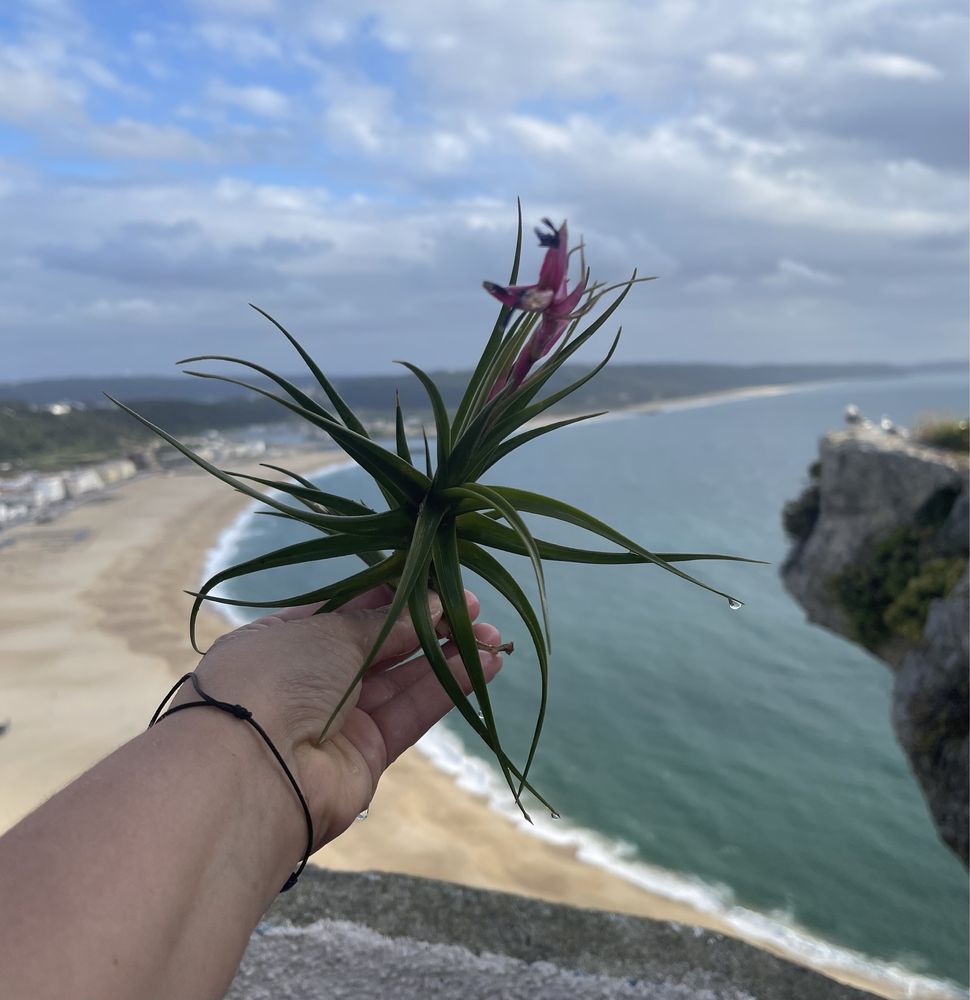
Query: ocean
208 372 969 994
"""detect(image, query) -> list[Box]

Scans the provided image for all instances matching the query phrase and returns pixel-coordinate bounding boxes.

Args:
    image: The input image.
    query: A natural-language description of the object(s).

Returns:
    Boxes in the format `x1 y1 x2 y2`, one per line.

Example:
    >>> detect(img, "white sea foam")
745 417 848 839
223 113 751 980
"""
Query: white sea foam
202 498 260 625
201 459 355 626
204 456 967 1000
415 725 966 1000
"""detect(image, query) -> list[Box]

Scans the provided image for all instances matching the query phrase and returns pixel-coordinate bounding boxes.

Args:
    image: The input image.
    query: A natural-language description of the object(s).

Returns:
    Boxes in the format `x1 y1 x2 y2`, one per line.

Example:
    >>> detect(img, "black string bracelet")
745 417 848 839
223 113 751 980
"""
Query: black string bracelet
148 672 314 893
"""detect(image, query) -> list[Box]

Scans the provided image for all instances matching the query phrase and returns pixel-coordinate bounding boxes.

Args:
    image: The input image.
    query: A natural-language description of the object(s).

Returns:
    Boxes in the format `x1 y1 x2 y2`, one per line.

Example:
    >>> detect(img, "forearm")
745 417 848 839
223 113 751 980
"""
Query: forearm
0 708 304 1000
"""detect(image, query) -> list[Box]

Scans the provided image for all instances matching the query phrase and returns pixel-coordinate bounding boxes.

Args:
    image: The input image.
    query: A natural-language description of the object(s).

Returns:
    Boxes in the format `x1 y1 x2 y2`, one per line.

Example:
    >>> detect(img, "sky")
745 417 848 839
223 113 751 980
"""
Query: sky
0 0 966 381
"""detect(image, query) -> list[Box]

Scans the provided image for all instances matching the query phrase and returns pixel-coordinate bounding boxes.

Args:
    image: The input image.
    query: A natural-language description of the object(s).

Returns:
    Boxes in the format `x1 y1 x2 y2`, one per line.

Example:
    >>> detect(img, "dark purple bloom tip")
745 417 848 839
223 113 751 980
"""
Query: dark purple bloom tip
534 218 561 248
483 280 554 312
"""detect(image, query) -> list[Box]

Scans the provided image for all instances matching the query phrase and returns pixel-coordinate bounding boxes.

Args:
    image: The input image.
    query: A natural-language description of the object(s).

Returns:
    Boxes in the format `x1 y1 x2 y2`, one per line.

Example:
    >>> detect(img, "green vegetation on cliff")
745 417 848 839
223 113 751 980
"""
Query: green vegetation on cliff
829 499 967 652
916 418 969 455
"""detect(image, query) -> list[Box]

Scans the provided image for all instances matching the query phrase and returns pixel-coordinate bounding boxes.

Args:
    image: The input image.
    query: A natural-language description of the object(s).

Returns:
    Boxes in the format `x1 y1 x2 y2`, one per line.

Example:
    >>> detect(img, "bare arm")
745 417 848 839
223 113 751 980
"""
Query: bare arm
0 588 503 1000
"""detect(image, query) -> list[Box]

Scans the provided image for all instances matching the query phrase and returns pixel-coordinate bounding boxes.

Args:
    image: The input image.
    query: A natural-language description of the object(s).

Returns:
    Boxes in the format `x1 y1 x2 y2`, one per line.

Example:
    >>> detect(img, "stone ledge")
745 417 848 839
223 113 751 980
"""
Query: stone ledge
228 868 879 999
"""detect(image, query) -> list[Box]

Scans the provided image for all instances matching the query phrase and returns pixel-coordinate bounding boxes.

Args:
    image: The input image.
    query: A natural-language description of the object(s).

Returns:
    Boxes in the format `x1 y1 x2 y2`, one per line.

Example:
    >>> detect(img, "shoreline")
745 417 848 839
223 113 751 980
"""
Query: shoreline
525 378 857 433
0 405 962 999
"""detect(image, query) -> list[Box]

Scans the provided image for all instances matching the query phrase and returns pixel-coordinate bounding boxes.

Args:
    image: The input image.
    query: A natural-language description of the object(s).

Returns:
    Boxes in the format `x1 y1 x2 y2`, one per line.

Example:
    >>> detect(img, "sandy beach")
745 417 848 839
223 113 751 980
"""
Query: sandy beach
0 440 956 1000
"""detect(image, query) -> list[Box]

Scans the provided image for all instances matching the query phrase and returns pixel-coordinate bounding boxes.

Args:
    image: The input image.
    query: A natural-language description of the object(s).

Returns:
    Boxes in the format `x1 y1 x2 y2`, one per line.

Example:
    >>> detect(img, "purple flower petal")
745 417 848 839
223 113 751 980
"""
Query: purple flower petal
537 220 568 292
482 281 539 309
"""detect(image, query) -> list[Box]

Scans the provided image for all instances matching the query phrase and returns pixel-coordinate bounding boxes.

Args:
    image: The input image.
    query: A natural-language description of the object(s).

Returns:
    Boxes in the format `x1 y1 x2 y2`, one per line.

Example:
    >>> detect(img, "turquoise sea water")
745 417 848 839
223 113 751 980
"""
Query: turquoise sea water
212 373 969 991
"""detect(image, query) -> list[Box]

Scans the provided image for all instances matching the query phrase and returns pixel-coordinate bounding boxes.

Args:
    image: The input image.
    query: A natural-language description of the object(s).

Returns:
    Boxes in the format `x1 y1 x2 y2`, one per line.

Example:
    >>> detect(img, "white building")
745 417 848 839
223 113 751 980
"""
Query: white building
64 468 105 497
0 499 29 525
33 475 67 506
95 459 137 485
0 474 34 496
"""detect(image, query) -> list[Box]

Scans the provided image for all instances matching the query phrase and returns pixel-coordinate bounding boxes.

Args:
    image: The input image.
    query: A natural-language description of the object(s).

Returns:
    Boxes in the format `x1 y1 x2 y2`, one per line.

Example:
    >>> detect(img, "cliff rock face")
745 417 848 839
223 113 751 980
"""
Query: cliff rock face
781 424 968 865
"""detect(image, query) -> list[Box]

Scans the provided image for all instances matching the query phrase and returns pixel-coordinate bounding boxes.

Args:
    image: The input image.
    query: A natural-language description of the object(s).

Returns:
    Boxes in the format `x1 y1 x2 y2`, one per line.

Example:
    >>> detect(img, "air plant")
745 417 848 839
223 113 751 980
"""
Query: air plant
110 205 751 820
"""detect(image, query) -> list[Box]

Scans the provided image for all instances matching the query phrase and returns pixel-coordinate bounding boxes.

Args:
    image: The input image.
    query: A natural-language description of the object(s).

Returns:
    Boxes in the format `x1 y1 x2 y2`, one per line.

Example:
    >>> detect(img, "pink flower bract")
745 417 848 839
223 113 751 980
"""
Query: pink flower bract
483 218 589 396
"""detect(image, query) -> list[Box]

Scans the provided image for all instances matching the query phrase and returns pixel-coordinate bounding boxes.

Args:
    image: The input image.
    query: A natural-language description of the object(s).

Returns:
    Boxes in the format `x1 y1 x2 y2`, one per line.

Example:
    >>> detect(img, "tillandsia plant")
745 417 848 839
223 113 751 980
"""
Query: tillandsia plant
110 205 752 820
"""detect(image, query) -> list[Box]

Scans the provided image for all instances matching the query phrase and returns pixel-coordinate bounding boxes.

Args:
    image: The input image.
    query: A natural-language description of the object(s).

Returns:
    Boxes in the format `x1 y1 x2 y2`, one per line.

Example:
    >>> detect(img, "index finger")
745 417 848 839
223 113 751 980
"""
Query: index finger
269 583 397 622
273 585 482 623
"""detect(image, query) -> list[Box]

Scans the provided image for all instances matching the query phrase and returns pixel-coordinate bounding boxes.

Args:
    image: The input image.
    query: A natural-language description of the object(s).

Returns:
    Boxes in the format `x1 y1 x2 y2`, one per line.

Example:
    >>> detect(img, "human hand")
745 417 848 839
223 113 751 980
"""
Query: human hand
179 587 503 850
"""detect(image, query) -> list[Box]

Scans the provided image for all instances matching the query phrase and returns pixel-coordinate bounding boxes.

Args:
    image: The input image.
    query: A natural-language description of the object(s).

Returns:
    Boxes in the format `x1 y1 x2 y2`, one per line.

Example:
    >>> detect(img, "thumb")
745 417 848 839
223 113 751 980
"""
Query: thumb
336 590 444 666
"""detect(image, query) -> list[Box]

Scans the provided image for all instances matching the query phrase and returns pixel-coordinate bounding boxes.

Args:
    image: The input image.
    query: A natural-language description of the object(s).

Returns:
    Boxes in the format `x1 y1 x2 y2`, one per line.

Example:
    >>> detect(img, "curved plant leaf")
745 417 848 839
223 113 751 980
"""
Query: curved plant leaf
458 540 548 802
177 353 336 424
188 551 404 612
316 500 446 743
249 303 369 436
394 392 413 465
175 370 429 506
432 520 518 804
487 486 745 608
190 532 401 652
444 484 549 649
397 361 451 475
407 585 557 821
106 394 413 534
457 512 761 566
452 197 524 437
227 471 377 517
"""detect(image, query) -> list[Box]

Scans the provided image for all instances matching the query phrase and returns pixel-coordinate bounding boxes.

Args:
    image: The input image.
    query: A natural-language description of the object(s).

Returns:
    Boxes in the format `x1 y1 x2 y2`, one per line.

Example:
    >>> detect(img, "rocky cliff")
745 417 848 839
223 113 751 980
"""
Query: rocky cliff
781 420 968 864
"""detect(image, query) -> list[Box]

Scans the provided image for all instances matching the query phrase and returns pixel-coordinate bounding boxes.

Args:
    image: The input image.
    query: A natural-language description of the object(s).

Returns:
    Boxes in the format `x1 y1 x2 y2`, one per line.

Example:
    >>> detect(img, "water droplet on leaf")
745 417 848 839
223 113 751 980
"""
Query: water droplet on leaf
550 811 561 820
356 809 369 821
727 598 743 610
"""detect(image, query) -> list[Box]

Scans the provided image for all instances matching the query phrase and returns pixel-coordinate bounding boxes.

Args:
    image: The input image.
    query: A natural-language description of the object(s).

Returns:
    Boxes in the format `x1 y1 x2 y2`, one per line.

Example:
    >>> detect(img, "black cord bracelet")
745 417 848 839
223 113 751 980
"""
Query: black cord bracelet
148 672 314 893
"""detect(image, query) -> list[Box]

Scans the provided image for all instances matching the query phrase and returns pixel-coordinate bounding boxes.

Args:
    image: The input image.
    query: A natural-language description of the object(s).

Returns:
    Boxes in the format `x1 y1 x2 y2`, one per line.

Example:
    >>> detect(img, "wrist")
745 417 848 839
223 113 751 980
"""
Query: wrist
169 671 301 767
155 701 309 893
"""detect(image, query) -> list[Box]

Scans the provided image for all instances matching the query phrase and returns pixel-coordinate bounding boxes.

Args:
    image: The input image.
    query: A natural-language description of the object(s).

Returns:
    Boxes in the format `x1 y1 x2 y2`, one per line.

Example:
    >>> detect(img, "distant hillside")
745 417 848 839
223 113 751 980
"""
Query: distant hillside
0 398 276 468
1 360 947 408
1 360 959 468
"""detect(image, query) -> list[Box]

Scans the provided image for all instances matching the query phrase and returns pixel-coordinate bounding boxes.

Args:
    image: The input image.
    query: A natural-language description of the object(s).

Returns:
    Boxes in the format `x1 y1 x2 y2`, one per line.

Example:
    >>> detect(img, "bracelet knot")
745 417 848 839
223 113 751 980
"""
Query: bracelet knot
147 671 313 894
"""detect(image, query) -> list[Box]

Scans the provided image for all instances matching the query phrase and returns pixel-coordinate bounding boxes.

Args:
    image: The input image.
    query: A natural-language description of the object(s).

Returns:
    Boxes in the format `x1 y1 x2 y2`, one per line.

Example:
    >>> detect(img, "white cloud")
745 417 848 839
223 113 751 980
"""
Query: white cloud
207 79 290 118
761 258 842 288
87 119 215 160
706 52 758 80
195 21 281 61
189 0 280 15
844 50 942 81
418 131 468 173
302 14 349 46
82 297 164 319
686 274 738 294
0 47 86 121
321 80 396 154
506 113 965 240
505 116 573 154
74 55 128 92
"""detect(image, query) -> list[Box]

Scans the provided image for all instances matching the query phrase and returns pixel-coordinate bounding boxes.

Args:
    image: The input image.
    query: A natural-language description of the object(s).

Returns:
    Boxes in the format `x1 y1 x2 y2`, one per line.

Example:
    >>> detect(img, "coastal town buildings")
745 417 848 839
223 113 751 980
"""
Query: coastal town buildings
1 460 136 528
0 436 270 530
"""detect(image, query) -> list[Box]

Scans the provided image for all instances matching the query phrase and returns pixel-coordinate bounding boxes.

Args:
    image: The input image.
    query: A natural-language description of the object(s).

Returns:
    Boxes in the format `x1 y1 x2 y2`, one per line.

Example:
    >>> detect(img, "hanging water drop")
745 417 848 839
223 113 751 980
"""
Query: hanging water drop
356 808 369 821
550 810 561 820
476 710 485 722
727 598 744 610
